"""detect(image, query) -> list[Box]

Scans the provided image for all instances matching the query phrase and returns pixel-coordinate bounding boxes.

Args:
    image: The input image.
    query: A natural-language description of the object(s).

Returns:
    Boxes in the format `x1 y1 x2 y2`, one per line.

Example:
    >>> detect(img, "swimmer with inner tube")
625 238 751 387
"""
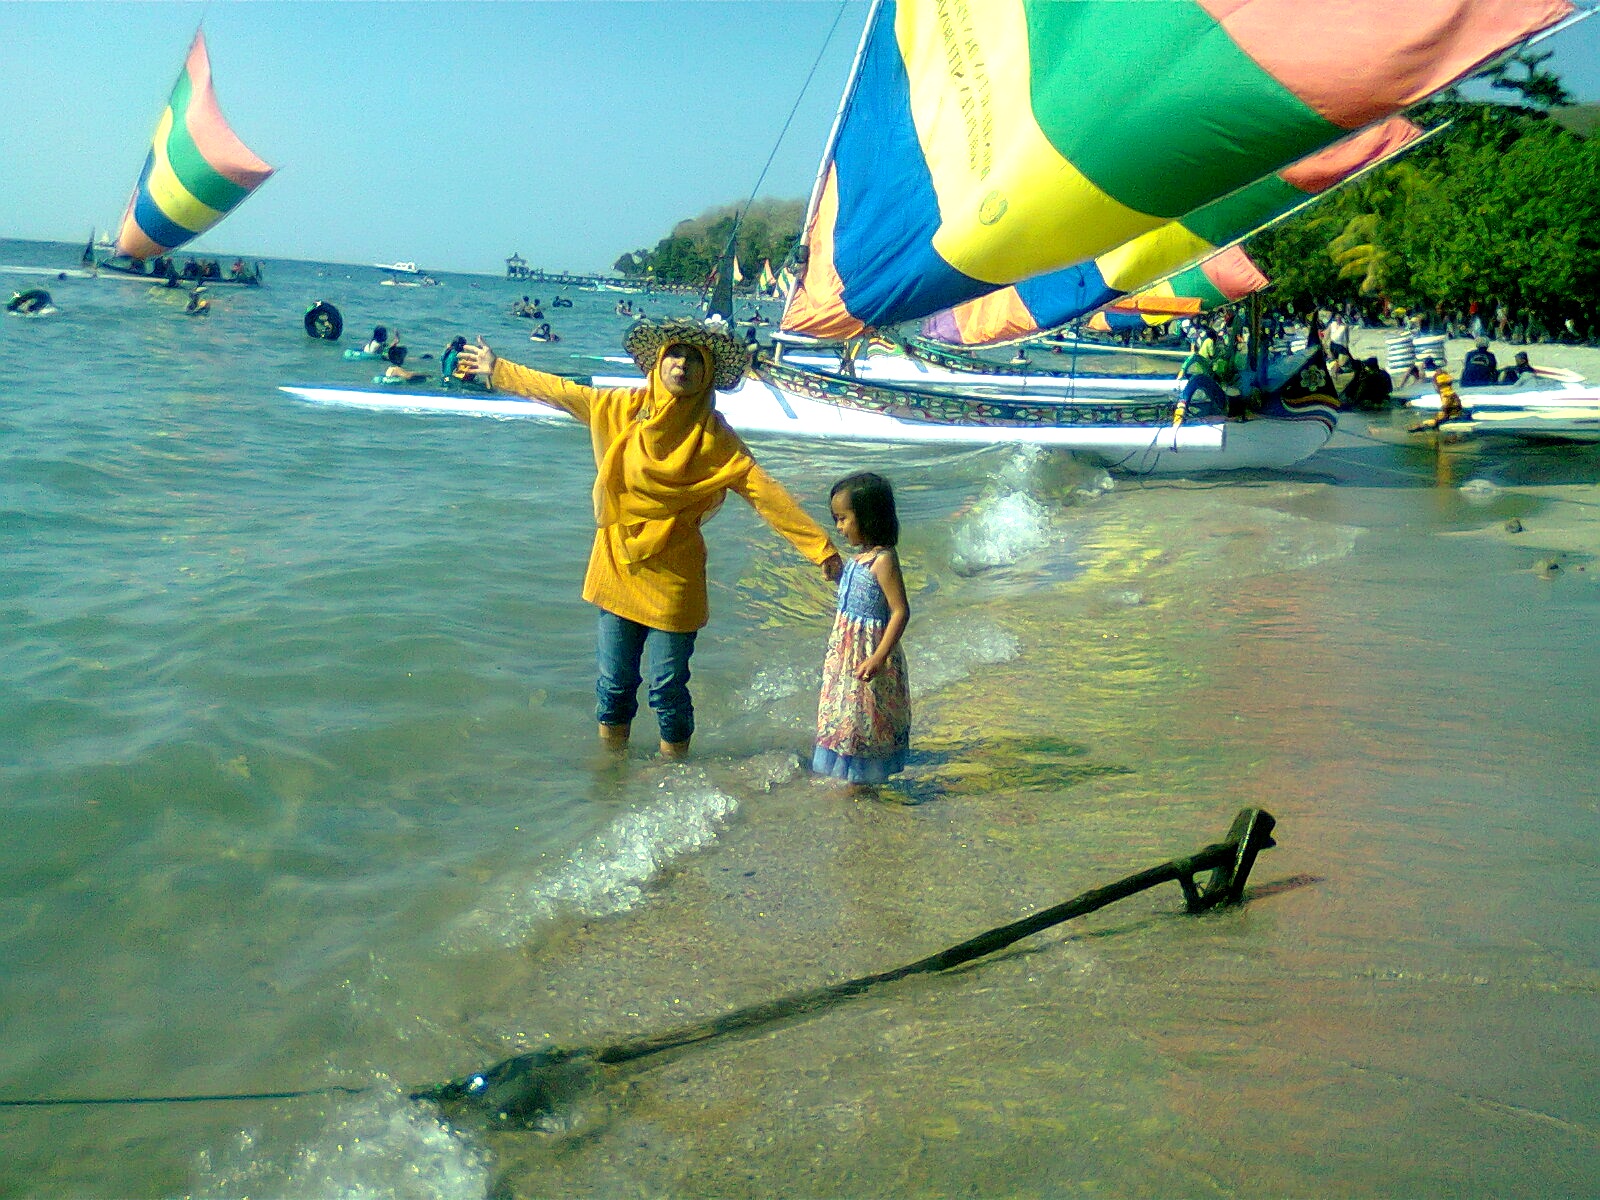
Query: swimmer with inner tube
382 343 427 383
529 322 560 343
363 326 390 356
304 300 343 340
7 289 53 314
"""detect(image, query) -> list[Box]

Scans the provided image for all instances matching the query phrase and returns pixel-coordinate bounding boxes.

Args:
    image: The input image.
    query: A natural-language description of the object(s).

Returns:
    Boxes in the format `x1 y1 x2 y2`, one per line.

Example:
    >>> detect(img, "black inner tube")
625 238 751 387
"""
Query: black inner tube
8 289 51 312
304 301 343 340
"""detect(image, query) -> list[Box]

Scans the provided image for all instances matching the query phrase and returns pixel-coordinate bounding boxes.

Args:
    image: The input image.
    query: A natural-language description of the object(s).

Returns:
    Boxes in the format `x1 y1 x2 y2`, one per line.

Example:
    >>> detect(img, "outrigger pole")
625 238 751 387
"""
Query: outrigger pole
415 807 1279 1130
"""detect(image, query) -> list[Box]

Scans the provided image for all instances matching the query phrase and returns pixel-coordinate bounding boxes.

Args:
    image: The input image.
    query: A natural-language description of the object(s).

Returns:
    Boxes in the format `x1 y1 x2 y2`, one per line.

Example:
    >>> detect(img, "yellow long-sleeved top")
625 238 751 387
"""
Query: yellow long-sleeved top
491 357 836 632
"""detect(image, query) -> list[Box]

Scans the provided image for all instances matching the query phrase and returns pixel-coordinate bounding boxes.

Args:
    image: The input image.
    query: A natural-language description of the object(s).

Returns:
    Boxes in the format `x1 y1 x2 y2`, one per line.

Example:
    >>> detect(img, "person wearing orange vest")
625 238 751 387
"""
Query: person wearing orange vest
1407 358 1465 431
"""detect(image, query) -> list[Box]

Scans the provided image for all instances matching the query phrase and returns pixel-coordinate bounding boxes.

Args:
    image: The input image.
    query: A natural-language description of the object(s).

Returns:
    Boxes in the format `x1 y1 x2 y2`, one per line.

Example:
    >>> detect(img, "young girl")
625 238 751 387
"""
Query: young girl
813 472 911 794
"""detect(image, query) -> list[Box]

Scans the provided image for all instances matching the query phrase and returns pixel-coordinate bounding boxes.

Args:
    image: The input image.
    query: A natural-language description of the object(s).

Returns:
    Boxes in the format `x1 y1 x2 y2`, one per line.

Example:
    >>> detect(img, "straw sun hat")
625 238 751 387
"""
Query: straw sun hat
624 316 751 391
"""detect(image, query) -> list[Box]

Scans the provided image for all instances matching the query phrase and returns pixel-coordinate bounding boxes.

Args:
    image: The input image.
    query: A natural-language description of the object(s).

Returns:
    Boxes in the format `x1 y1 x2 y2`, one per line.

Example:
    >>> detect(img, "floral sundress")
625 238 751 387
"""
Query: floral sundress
812 552 911 783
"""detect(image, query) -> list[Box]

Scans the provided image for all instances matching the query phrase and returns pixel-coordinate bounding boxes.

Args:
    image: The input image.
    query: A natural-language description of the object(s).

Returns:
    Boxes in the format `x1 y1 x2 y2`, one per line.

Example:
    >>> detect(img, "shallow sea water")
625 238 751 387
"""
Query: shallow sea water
2 239 1598 1198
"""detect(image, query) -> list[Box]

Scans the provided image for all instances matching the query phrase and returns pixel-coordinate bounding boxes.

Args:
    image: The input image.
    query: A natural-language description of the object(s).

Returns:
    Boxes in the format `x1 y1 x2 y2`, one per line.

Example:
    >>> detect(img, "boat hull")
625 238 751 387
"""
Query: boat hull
280 373 1332 473
90 258 262 286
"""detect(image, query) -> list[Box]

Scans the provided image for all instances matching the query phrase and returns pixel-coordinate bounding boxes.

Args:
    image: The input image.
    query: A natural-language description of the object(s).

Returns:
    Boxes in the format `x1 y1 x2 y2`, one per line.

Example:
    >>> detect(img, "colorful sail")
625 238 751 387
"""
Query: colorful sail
1085 246 1269 334
782 0 1572 340
923 117 1423 346
114 31 275 260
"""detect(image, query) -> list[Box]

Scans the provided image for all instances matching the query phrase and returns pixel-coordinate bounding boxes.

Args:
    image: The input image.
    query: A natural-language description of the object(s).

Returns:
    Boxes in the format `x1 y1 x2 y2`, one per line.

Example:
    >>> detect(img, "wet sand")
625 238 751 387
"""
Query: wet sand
1344 326 1600 561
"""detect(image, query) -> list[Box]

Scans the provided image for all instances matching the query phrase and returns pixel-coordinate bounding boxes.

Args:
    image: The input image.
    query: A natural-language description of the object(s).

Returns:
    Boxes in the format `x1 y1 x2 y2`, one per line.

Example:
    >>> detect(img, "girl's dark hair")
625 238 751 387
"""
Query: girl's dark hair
830 471 899 548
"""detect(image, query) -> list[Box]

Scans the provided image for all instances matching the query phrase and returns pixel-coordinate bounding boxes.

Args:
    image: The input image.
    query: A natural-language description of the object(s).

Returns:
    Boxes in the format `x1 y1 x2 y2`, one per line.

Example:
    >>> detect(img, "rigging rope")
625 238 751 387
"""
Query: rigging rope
0 1086 366 1110
708 0 855 305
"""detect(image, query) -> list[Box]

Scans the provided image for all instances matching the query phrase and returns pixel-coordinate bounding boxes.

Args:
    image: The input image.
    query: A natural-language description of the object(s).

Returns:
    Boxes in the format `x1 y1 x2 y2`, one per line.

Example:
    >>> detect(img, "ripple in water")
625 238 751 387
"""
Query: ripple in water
452 762 772 949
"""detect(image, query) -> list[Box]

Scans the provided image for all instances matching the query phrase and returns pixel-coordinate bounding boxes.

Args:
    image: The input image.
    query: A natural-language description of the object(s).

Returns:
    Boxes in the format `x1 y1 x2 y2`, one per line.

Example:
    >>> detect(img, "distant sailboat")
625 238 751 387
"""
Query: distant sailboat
92 30 274 285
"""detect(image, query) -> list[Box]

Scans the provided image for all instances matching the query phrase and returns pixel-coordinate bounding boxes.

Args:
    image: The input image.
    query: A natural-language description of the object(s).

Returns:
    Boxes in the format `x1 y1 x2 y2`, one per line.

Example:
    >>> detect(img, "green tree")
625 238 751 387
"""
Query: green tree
1324 161 1429 299
1391 122 1600 332
1253 62 1600 335
623 198 805 286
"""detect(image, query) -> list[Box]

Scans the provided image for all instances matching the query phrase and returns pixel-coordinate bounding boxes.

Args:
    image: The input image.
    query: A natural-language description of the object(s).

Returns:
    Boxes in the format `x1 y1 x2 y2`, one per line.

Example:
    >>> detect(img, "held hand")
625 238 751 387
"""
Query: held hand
854 654 884 682
458 336 495 378
821 553 843 583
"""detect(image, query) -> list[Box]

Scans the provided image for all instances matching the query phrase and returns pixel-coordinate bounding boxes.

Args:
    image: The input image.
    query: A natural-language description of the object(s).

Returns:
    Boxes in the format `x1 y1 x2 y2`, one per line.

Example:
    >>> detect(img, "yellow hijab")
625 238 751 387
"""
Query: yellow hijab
594 342 754 564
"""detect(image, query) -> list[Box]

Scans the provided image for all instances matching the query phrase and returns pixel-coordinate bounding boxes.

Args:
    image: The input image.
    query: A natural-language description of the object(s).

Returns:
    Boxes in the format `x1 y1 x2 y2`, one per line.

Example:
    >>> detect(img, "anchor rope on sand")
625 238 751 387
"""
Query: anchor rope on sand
413 807 1277 1129
0 808 1276 1123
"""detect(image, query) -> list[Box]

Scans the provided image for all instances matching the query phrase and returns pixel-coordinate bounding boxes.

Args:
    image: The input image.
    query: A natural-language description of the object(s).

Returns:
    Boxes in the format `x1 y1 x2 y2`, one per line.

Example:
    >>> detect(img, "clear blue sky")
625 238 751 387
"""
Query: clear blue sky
3 1 1597 276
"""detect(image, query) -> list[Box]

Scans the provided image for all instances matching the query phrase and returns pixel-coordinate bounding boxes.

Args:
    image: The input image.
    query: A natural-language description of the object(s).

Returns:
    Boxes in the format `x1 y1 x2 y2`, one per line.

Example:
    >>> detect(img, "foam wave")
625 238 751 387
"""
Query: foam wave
950 490 1053 574
455 765 744 949
948 448 1113 576
192 1086 489 1200
739 661 816 710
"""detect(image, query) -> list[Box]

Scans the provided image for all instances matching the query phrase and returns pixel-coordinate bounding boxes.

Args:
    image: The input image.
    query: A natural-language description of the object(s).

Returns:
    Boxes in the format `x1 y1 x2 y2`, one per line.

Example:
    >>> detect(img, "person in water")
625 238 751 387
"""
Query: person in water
441 335 468 381
813 472 911 797
185 286 209 316
7 289 52 314
1344 356 1394 410
1407 358 1464 431
454 318 842 759
382 344 427 382
529 322 559 342
363 326 390 356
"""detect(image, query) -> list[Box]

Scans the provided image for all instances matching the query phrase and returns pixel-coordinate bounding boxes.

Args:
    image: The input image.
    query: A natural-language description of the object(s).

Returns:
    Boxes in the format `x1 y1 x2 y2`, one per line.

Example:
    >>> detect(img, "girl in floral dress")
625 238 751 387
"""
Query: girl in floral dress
813 472 911 795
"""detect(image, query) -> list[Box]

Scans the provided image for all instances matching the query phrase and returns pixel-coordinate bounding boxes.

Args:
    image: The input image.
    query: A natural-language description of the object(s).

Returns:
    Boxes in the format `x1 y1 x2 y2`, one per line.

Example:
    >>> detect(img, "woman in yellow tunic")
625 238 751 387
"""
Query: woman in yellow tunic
456 318 841 758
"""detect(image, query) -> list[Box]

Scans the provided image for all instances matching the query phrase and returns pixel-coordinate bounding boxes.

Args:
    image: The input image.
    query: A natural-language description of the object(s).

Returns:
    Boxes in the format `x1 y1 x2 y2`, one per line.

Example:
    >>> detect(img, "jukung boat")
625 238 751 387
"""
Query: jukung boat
753 0 1575 473
82 30 274 286
280 350 1335 467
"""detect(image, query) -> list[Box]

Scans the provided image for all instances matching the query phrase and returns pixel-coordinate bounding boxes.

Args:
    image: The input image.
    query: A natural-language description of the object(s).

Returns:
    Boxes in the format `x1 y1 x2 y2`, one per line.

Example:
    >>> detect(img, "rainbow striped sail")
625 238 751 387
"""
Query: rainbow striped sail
782 0 1572 341
923 118 1424 346
114 31 275 261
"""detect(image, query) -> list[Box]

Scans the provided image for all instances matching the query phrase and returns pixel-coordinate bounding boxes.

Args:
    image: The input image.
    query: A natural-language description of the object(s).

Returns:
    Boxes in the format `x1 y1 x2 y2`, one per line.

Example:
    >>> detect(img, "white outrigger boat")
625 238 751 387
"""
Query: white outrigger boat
280 344 1334 473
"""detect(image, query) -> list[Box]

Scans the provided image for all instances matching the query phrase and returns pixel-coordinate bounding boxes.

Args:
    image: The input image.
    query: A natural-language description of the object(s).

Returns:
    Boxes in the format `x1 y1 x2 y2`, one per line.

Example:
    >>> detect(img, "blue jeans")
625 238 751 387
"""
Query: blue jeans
595 610 697 744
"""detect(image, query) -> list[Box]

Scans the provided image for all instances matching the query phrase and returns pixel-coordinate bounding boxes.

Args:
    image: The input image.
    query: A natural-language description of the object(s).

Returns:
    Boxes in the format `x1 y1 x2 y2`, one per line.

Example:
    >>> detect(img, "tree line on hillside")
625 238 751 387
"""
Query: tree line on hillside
612 198 805 287
1252 52 1600 340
